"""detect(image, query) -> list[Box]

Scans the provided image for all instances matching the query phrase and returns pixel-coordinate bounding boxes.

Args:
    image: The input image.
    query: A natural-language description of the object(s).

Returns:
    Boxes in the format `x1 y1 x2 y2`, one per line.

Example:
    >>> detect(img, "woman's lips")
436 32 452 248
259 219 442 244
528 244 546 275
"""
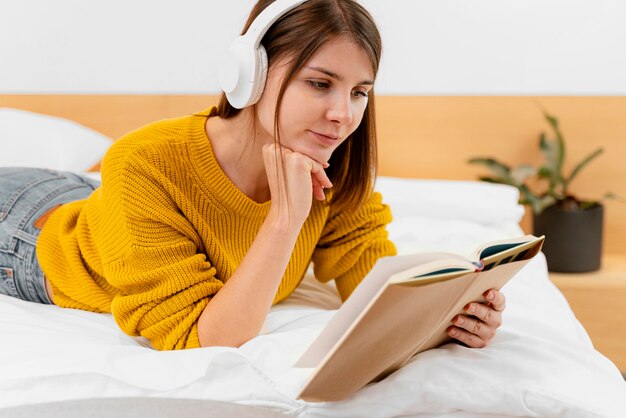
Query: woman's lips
309 130 339 146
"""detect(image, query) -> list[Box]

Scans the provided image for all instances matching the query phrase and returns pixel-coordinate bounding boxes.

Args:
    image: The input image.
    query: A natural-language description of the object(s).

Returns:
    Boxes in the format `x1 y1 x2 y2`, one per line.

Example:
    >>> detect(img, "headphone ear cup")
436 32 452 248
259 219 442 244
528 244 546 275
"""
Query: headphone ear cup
220 38 257 109
249 44 268 106
221 0 310 108
219 42 242 97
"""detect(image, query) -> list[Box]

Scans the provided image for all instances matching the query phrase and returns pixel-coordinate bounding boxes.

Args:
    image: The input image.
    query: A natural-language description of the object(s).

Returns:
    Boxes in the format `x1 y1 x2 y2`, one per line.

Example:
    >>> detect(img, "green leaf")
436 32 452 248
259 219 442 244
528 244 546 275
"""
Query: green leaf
539 135 559 177
518 184 541 205
544 113 559 131
468 157 512 184
528 194 557 215
537 166 553 179
565 147 603 188
510 164 536 185
468 157 512 179
539 136 563 194
537 165 562 199
603 192 626 205
540 111 566 189
579 200 600 210
478 176 516 187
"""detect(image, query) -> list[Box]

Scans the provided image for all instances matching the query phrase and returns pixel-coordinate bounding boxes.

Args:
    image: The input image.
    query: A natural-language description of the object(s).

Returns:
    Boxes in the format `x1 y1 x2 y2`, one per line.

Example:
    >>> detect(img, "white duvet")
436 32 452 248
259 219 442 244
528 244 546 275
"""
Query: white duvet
0 177 624 417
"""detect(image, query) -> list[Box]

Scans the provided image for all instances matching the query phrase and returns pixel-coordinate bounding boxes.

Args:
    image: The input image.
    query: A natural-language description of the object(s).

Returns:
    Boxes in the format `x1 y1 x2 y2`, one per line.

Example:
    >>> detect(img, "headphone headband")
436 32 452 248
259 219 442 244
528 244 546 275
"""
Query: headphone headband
244 0 310 48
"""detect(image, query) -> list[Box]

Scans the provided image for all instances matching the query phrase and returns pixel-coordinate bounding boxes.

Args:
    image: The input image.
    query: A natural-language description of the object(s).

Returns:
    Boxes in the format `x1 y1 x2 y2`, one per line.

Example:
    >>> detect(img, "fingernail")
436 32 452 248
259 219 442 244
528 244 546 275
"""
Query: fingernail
455 316 464 325
486 291 494 301
323 162 330 168
449 328 457 337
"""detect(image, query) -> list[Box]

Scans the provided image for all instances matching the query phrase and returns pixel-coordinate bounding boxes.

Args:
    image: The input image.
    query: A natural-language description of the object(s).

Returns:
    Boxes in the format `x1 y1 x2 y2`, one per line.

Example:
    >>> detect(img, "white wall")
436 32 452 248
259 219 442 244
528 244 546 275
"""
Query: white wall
1 0 625 94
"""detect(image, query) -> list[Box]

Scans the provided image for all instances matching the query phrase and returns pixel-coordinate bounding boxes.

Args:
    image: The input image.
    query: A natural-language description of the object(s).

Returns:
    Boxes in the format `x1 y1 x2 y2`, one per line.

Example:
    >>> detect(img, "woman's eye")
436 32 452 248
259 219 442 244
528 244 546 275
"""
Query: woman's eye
307 80 329 89
353 90 368 98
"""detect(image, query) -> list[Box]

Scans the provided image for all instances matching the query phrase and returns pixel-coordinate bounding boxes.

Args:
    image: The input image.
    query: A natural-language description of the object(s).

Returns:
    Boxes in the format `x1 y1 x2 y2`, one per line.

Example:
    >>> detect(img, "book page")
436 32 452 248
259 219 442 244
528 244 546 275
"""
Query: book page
470 235 532 259
478 235 544 271
295 251 458 368
388 258 476 285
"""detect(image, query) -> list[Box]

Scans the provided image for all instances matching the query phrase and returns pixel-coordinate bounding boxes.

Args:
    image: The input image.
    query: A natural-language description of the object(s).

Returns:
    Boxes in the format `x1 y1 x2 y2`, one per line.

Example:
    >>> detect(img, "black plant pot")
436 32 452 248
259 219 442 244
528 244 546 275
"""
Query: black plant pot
532 203 603 272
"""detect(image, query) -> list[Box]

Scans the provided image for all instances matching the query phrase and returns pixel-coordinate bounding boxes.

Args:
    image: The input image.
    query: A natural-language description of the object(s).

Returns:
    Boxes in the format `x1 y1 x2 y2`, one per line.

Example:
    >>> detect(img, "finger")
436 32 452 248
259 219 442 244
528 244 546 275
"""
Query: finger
306 158 332 188
484 289 506 312
311 175 326 201
451 314 496 342
309 156 329 169
464 302 502 328
465 301 492 323
447 326 488 349
273 146 332 195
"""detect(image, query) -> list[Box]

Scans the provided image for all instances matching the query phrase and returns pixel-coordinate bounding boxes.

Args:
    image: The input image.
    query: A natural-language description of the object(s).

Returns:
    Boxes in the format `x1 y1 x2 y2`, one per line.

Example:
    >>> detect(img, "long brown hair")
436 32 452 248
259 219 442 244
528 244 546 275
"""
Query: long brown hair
214 0 382 213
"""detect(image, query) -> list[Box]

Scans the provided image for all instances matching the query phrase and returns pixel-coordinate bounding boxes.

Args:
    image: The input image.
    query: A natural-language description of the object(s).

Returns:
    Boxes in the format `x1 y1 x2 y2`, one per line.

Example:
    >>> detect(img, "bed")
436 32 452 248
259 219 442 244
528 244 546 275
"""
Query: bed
0 102 625 418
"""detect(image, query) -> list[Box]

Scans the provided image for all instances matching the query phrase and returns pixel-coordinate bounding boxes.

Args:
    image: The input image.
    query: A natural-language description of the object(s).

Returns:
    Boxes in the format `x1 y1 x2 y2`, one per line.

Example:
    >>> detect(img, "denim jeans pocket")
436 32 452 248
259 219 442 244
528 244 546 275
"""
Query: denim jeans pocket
0 266 17 298
0 168 64 223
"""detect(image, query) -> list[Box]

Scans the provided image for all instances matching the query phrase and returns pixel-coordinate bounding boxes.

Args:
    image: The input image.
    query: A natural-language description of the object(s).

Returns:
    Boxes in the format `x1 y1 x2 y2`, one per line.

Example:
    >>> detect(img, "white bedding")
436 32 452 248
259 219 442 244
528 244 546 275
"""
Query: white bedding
1 176 625 418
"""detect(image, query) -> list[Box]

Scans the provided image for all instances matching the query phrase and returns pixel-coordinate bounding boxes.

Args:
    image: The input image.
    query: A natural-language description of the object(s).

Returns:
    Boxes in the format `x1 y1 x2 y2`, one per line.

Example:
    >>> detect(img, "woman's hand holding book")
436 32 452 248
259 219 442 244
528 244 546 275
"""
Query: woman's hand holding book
447 289 506 348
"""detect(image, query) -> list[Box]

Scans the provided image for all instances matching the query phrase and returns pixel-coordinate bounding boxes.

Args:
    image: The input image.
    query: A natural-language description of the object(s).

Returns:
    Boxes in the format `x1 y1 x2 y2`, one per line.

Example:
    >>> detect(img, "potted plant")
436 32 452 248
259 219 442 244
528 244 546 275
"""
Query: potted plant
468 109 621 273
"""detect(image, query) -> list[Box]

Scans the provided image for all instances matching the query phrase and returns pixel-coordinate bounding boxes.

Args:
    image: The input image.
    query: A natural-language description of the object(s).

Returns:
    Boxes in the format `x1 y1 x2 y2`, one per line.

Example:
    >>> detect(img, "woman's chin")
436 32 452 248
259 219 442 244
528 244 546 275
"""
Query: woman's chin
290 144 331 166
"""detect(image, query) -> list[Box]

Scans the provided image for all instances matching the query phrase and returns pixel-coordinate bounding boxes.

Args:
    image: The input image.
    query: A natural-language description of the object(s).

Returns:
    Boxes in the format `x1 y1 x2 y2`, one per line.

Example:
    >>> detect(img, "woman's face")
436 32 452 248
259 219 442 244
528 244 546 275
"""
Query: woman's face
255 36 375 166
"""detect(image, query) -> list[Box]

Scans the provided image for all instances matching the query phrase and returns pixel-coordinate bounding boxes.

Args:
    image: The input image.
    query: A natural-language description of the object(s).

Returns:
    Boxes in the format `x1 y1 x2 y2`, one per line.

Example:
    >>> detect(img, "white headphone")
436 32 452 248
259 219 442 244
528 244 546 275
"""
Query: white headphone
219 0 311 109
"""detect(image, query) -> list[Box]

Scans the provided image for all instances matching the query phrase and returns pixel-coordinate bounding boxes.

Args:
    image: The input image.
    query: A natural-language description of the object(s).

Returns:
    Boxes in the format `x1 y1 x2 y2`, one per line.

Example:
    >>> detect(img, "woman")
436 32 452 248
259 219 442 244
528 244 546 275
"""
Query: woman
0 0 505 351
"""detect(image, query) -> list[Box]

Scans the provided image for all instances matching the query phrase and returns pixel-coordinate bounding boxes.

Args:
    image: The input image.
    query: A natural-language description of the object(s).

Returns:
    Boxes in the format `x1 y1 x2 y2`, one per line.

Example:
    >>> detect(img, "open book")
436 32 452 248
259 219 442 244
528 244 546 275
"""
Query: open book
295 234 545 402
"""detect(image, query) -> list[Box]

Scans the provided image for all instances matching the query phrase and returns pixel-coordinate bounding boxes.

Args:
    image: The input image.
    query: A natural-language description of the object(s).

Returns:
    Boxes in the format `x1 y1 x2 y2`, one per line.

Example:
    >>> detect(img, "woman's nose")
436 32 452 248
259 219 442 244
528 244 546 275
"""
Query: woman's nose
327 93 353 126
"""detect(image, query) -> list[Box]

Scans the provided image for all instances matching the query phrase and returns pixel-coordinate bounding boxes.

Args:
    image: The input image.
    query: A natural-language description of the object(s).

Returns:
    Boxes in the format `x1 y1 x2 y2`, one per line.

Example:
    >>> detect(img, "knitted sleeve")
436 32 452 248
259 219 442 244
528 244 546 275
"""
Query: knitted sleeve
311 191 397 302
99 142 222 351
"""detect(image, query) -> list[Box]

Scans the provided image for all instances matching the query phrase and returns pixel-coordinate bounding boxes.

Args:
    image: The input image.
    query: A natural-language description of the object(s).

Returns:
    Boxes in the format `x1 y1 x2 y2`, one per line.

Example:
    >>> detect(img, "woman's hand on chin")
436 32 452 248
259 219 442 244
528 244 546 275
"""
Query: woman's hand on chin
262 143 332 227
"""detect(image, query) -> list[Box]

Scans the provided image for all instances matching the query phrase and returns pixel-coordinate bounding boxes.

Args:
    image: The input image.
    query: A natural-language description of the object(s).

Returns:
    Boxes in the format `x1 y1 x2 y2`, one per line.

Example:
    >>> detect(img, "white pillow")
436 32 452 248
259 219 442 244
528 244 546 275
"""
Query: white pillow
0 108 112 172
375 176 525 227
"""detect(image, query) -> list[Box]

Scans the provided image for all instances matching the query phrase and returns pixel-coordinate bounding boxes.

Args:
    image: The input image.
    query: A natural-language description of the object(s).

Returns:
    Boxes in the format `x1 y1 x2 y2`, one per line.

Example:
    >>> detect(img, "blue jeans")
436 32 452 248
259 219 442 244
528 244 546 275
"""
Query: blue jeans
0 168 100 304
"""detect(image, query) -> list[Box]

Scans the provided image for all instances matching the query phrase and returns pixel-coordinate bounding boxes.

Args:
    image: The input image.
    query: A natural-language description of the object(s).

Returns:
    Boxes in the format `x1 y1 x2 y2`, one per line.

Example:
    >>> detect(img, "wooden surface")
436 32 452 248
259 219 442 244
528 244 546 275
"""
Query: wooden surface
550 254 626 371
1 94 625 254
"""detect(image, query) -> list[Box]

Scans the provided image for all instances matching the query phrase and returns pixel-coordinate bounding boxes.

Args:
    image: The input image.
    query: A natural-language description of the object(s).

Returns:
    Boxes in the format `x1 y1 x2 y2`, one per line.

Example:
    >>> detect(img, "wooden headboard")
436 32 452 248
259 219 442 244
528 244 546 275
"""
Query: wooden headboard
2 95 625 255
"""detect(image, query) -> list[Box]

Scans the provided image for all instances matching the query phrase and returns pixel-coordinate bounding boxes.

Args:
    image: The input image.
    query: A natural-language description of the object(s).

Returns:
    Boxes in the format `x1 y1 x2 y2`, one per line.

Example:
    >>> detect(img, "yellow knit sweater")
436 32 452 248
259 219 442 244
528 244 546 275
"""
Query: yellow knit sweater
36 107 397 351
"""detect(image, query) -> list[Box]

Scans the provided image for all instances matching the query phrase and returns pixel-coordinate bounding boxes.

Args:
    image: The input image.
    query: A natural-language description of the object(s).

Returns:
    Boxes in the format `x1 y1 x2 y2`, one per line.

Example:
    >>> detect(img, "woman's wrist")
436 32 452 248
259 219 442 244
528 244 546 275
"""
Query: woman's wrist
265 206 307 233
